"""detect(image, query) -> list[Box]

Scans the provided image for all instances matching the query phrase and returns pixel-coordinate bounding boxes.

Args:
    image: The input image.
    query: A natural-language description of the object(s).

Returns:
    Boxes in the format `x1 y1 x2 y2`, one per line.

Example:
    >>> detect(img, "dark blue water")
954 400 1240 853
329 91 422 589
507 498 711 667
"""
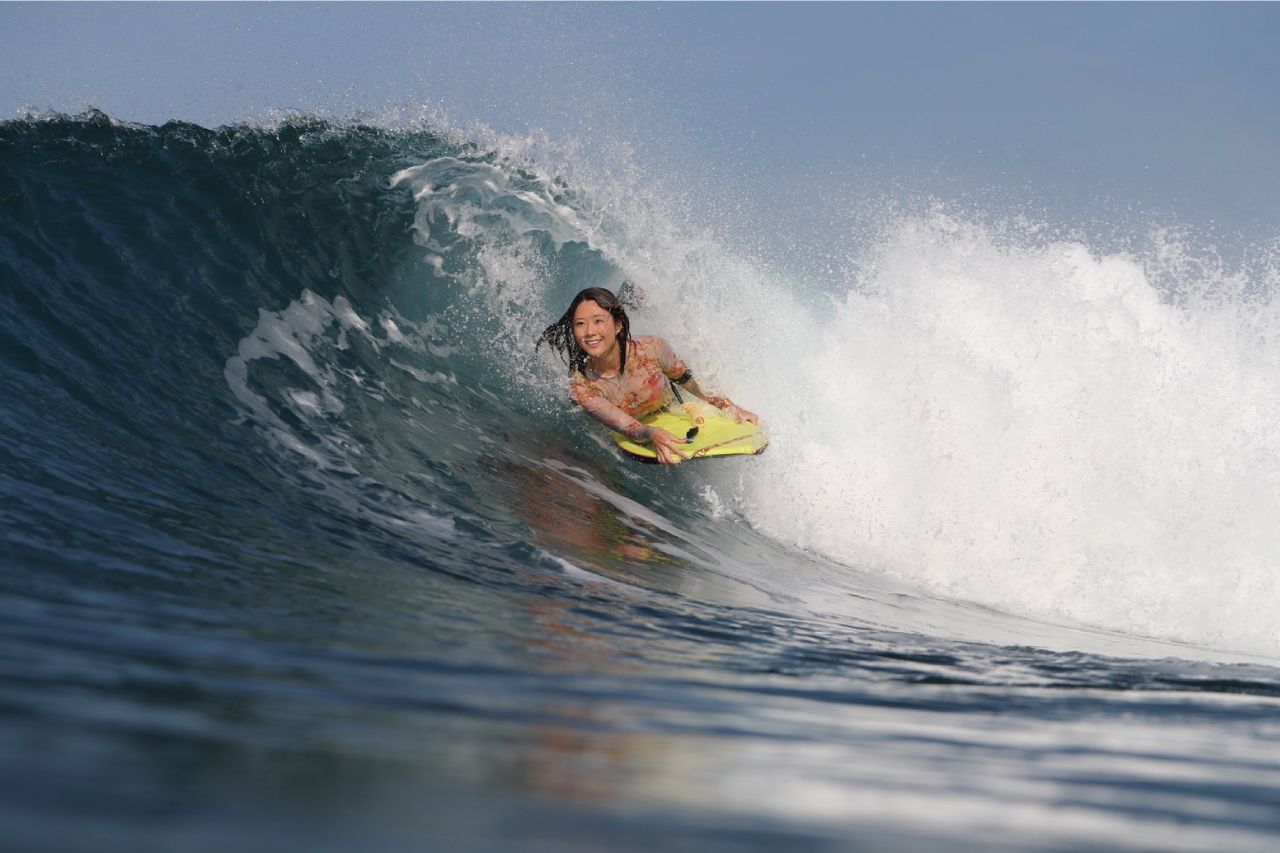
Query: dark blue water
4 111 1280 852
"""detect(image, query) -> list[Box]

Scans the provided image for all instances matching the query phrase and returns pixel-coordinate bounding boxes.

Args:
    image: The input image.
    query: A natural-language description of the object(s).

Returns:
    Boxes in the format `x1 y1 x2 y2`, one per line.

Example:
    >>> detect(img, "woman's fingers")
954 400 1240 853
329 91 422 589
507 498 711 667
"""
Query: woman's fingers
650 428 688 465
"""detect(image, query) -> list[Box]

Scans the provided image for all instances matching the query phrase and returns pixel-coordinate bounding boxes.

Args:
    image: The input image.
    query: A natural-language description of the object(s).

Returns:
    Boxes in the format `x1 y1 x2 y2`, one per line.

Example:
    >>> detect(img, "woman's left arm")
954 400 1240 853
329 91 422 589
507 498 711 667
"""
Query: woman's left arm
680 376 758 424
652 338 758 425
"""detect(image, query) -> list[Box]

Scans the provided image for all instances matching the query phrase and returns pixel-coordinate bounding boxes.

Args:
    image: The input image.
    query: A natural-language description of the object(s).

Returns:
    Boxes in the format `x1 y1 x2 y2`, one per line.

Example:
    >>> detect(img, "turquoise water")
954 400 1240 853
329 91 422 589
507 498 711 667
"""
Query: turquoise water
4 111 1280 851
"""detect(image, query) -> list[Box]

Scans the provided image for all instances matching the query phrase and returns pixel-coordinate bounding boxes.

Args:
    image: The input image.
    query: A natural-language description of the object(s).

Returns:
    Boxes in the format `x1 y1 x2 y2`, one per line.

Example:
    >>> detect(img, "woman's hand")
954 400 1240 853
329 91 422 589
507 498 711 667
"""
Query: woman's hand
704 393 759 426
648 427 689 465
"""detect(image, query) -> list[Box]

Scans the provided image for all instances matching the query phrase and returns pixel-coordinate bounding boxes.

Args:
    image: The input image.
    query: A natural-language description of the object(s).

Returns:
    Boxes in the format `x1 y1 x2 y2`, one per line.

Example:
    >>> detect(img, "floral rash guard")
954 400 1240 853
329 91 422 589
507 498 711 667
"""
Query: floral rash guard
570 336 689 440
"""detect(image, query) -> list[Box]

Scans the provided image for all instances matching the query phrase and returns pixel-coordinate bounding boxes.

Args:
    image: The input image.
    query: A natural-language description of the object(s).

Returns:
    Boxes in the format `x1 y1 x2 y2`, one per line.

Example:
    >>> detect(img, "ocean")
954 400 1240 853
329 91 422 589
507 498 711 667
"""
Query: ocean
4 110 1280 852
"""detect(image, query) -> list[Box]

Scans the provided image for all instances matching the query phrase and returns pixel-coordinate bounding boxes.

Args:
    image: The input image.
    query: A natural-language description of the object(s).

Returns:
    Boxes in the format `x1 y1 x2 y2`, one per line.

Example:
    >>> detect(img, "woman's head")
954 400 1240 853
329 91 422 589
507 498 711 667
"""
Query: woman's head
539 286 633 374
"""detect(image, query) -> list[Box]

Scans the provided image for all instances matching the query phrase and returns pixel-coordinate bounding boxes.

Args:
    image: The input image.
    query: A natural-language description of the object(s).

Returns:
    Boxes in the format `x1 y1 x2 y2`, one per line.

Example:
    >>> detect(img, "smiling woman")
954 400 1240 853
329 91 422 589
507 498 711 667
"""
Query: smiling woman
538 286 757 465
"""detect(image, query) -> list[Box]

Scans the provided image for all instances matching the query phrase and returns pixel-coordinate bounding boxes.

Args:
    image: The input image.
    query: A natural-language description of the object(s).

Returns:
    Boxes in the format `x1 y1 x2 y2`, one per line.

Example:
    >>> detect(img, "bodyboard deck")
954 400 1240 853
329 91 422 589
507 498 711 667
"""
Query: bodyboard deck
612 403 767 463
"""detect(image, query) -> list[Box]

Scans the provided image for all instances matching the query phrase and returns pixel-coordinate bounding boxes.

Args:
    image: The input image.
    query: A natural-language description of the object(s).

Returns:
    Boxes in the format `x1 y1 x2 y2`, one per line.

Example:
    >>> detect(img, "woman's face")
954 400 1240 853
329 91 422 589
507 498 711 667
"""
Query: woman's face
572 299 623 365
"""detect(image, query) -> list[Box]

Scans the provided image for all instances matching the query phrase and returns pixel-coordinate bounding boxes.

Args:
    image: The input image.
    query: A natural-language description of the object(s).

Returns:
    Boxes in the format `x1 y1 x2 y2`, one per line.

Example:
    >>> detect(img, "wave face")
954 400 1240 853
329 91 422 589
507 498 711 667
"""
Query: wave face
6 111 1280 851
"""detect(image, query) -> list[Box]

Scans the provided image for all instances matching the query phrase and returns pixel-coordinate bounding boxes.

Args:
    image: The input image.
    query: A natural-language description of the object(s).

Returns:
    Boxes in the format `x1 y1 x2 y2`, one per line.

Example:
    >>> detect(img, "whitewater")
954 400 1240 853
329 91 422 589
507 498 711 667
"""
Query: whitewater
4 111 1280 852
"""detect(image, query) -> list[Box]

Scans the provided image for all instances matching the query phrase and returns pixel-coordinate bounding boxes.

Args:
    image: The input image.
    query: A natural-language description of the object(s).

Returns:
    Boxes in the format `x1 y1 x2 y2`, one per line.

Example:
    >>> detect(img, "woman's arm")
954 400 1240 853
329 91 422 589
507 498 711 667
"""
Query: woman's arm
574 384 650 439
573 380 689 464
651 337 758 425
678 375 759 425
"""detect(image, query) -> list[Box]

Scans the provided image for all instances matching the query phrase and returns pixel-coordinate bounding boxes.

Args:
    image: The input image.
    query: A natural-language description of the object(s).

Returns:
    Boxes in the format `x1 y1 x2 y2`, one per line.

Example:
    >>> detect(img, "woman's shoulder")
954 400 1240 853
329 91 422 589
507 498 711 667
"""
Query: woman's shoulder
630 335 668 352
630 335 680 364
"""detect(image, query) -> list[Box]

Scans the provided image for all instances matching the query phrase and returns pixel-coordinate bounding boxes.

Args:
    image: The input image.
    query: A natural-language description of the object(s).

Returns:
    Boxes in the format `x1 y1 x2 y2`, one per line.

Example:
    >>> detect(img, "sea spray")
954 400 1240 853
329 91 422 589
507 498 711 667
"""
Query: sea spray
386 131 1280 656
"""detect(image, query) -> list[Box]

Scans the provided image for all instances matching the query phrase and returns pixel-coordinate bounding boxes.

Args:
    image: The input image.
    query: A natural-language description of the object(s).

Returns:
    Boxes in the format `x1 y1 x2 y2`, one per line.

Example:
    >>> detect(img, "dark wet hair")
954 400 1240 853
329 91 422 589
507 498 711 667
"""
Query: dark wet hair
538 284 636 375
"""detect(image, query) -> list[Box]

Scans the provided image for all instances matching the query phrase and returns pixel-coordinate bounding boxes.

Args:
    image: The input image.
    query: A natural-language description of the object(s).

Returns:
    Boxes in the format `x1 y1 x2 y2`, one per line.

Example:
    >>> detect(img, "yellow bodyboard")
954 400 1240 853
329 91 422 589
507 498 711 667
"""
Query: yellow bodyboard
612 402 768 463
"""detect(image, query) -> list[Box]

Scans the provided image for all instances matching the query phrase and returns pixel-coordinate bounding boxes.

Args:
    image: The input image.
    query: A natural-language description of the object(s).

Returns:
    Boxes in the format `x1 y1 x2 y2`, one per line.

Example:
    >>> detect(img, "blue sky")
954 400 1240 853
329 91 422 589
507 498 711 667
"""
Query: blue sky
4 2 1279 244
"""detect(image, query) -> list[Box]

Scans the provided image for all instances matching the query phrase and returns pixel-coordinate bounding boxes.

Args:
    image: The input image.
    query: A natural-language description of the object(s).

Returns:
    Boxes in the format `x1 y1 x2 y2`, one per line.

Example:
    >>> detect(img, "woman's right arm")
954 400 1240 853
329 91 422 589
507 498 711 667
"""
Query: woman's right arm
572 381 688 464
575 386 649 439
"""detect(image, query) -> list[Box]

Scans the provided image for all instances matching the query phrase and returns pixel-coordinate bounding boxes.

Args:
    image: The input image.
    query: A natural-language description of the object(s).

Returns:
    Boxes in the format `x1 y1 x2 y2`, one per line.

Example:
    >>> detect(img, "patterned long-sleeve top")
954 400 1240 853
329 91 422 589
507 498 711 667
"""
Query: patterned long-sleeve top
569 336 688 440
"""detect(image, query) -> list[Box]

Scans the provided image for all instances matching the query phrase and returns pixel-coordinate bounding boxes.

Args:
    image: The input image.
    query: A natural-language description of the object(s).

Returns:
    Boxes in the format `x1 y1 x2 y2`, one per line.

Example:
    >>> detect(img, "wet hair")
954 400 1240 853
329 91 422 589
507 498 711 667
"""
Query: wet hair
538 284 636 375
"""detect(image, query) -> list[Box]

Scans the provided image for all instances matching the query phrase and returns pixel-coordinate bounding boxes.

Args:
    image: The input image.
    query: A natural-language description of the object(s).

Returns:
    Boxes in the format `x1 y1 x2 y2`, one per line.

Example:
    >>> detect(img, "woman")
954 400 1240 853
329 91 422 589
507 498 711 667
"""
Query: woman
540 286 758 465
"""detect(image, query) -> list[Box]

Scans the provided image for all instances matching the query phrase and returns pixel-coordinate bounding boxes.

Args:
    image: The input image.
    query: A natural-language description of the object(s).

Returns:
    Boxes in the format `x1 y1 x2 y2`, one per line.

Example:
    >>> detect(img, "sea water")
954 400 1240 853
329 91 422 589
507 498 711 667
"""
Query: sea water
4 111 1280 852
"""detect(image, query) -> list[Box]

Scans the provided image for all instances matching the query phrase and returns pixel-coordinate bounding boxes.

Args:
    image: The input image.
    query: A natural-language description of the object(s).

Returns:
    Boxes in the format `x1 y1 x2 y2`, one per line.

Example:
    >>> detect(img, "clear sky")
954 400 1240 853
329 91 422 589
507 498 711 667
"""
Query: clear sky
4 2 1279 245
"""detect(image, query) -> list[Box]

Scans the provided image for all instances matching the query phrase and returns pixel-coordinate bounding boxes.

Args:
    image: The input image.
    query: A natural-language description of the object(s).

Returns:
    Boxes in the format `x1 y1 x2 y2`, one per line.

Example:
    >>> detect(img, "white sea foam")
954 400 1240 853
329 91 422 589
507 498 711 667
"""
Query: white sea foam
733 212 1280 657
